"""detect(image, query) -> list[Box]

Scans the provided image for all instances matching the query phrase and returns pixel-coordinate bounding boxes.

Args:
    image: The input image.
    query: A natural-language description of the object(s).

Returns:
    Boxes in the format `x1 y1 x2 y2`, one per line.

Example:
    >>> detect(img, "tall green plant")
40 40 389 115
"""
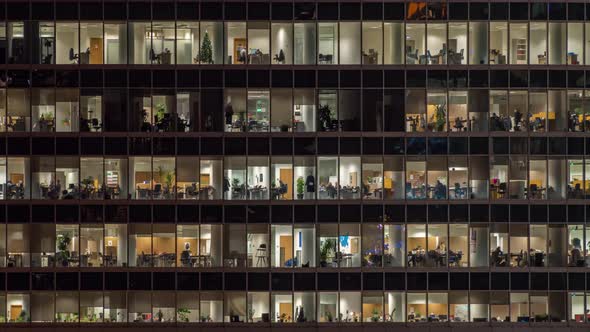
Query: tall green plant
200 32 213 64
296 177 305 196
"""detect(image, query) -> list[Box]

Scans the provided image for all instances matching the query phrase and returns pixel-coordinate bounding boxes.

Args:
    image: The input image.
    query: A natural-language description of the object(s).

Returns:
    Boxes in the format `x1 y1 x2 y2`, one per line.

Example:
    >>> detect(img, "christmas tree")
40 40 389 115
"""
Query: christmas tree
200 31 213 64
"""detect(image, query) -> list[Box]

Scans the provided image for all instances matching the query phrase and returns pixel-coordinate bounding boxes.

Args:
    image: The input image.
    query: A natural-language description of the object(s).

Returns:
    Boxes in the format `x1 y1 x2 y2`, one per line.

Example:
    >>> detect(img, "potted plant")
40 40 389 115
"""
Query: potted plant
319 238 336 267
296 176 305 199
154 103 167 131
56 233 71 267
318 104 333 131
434 104 446 132
200 31 213 64
247 308 255 322
156 309 164 322
177 308 190 322
371 307 381 322
325 311 333 322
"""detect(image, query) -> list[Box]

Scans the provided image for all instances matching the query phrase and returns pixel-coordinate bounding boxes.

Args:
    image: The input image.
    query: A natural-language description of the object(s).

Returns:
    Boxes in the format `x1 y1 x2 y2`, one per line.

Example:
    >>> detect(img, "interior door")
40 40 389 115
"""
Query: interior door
279 168 293 199
90 38 103 64
10 305 22 321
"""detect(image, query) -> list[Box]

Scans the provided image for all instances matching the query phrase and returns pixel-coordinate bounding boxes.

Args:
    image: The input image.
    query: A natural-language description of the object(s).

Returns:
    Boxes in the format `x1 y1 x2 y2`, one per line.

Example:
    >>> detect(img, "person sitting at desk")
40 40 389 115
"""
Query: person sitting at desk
569 238 584 267
180 243 192 267
491 246 506 266
433 180 446 199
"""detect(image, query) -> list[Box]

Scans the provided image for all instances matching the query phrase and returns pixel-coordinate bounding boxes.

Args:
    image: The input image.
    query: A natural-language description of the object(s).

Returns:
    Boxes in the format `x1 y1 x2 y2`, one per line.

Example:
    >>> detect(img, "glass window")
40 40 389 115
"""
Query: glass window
406 89 426 132
362 223 382 267
318 90 338 131
176 224 198 267
129 156 152 199
318 292 338 322
294 224 315 267
547 158 566 200
448 91 467 132
55 292 78 322
80 225 103 267
469 224 489 267
383 156 404 199
224 292 246 322
427 157 447 200
449 157 468 200
509 23 527 64
530 22 547 65
224 88 247 132
490 223 509 267
469 22 488 64
548 90 567 132
567 23 583 65
152 224 175 267
294 292 315 322
104 23 127 64
8 224 31 267
406 24 426 64
152 92 176 132
567 90 584 132
318 23 338 64
200 158 222 200
548 23 566 65
362 156 383 200
31 156 55 200
294 157 315 200
510 293 529 322
271 293 292 322
426 23 446 65
339 224 361 267
104 291 127 322
31 292 54 322
176 157 199 200
129 22 151 64
128 292 151 322
151 22 175 65
427 91 447 132
271 89 292 132
199 22 223 64
272 23 292 64
105 158 127 199
8 22 27 64
248 22 270 64
339 89 361 131
384 22 404 64
200 292 223 322
56 88 79 132
384 224 405 267
469 90 488 132
448 23 466 64
55 156 79 199
293 89 315 132
339 292 361 322
271 225 292 267
247 292 269 322
176 91 198 132
226 22 247 64
177 291 199 322
247 89 270 132
407 293 426 322
56 23 79 64
569 292 585 322
35 22 55 64
339 156 360 199
200 224 222 267
318 224 338 267
407 224 426 267
448 224 467 267
129 224 151 267
294 23 316 64
80 92 102 132
30 224 55 267
385 292 405 322
271 157 292 200
224 224 246 267
80 22 104 64
7 157 29 199
80 292 103 322
318 156 338 200
32 88 55 133
224 157 246 200
529 225 547 267
152 157 175 199
529 91 547 132
406 158 426 199
362 22 382 64
176 22 199 64
529 158 547 199
152 292 175 322
247 224 269 268
509 224 528 267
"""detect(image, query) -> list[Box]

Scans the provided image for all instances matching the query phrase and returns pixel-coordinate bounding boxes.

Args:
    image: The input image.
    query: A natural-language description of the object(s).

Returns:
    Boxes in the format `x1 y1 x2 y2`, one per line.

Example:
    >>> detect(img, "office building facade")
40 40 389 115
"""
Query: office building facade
0 0 587 330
